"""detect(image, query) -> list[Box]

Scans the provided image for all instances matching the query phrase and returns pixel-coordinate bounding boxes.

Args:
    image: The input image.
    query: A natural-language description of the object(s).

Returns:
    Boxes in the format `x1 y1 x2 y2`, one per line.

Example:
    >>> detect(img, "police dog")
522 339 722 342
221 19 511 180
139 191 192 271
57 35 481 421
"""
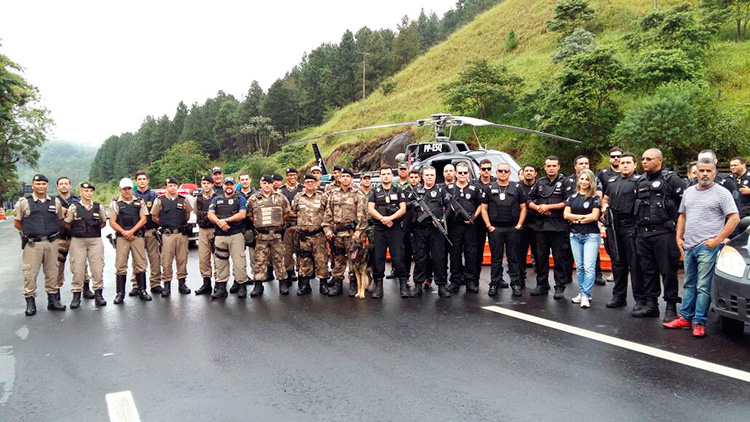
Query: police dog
348 238 373 299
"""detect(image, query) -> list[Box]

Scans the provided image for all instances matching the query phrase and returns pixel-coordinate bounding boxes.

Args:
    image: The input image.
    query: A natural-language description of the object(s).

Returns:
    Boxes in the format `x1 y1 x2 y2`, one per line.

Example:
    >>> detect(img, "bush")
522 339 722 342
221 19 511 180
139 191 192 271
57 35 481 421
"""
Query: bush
380 79 397 96
552 27 596 63
633 49 700 89
505 29 519 52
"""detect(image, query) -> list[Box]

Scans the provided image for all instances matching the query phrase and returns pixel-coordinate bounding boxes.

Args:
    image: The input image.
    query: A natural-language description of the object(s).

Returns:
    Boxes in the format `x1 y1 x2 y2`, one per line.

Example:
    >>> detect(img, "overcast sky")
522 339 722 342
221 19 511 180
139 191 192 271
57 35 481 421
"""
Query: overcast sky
2 0 458 146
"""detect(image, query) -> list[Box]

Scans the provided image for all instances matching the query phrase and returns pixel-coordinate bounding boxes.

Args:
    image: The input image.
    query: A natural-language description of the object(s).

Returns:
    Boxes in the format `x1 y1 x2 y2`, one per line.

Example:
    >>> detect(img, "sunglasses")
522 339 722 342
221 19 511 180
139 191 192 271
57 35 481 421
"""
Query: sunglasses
497 169 510 174
610 154 622 159
480 167 492 171
457 171 469 175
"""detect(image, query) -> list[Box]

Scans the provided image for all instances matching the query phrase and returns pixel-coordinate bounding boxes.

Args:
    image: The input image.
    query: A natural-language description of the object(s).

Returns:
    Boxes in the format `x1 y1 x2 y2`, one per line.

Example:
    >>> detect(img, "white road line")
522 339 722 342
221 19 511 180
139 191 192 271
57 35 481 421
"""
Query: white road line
106 390 141 422
482 305 750 384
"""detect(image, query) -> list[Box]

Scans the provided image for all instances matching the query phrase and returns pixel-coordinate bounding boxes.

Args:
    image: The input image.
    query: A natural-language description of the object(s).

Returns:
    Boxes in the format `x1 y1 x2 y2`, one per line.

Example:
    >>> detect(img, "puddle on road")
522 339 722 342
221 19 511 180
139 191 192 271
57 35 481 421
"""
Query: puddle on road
0 346 15 406
15 325 28 340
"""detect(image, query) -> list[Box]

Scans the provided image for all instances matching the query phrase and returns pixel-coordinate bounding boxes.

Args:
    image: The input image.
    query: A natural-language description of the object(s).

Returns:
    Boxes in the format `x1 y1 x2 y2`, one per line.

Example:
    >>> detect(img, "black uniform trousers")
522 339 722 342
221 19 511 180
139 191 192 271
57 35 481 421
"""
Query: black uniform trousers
403 231 414 277
488 225 521 287
611 227 644 302
519 225 539 288
449 222 478 285
636 229 680 304
373 225 407 280
535 230 573 290
414 225 447 286
474 221 488 282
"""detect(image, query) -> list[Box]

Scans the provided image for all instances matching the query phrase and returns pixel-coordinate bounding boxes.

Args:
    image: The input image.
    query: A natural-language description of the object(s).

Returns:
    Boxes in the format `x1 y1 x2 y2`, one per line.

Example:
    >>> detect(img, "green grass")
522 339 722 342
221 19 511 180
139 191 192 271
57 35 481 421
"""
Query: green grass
286 0 750 167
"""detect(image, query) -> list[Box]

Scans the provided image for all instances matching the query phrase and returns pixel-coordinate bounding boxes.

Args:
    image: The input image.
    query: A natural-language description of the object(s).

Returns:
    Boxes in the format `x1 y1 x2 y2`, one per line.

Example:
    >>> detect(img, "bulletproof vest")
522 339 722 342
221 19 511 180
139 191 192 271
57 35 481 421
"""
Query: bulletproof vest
22 196 60 237
70 203 103 238
136 189 158 229
58 194 79 238
195 193 214 229
253 192 284 229
487 182 521 224
635 171 678 226
158 195 187 228
116 199 143 230
296 192 325 227
610 174 640 219
447 183 481 215
373 186 402 227
534 176 569 219
417 186 445 223
281 184 303 204
214 194 243 236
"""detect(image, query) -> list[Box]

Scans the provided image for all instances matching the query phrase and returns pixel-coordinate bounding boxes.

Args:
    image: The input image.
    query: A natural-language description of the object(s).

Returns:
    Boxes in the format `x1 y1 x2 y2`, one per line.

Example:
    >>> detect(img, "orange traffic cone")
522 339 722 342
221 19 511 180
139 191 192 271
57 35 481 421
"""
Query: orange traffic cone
0 207 6 221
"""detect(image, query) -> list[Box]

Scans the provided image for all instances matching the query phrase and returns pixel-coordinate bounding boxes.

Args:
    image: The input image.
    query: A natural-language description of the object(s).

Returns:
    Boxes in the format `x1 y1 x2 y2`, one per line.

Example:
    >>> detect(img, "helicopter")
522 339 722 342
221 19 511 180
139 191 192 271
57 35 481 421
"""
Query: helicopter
297 113 581 183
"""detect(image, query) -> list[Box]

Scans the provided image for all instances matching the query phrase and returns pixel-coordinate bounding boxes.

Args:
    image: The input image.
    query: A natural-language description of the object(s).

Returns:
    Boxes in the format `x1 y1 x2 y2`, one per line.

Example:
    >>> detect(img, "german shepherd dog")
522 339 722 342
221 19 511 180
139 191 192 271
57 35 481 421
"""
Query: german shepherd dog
348 238 374 299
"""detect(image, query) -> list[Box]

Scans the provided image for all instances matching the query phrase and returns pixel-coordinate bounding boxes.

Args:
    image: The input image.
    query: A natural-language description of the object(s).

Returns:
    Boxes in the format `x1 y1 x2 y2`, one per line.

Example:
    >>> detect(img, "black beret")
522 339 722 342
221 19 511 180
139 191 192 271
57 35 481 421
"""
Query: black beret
33 174 48 183
303 174 317 181
165 177 180 185
272 173 283 181
260 174 273 183
333 165 343 171
79 182 95 190
286 167 298 174
201 175 212 183
341 168 354 176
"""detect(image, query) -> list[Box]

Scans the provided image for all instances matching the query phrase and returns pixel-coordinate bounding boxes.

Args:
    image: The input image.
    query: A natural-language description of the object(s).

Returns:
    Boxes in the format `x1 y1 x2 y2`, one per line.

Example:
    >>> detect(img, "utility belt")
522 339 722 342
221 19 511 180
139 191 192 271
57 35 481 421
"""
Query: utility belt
116 229 145 237
334 221 358 234
637 221 675 233
255 227 283 236
24 232 61 244
298 227 324 239
160 226 189 235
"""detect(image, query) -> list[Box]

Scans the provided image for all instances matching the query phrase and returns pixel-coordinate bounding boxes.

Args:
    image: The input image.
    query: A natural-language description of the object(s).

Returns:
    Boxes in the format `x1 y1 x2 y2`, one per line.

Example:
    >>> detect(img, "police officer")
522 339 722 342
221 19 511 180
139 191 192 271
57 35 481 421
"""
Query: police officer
237 172 257 291
311 166 325 192
473 159 495 290
151 177 193 297
600 153 644 309
15 174 66 315
442 164 456 186
401 169 422 284
272 173 284 191
132 170 162 295
481 162 527 297
109 178 151 304
394 162 410 190
65 182 107 308
369 166 409 298
291 174 329 295
633 148 686 321
324 165 343 194
729 156 750 217
194 176 217 295
445 161 484 294
247 174 291 297
55 176 86 295
409 166 451 298
518 163 539 290
207 177 248 299
280 167 303 283
211 167 224 190
527 156 573 299
323 168 367 297
597 147 622 194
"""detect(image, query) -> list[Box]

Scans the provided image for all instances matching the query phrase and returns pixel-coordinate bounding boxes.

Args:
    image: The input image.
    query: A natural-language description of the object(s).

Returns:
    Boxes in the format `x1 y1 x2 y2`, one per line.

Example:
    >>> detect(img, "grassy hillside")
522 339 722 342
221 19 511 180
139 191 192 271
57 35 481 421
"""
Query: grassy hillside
290 0 749 165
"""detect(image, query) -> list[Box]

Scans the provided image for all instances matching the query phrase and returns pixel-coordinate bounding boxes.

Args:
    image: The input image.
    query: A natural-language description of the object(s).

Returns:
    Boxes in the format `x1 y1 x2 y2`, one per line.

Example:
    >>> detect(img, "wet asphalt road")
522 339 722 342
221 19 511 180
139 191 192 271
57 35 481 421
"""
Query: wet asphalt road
1 222 749 422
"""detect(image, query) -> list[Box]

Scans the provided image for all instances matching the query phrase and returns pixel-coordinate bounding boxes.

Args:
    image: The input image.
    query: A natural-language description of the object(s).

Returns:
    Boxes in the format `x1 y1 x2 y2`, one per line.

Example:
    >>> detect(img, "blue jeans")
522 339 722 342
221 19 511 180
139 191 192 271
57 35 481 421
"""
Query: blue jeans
680 243 722 325
569 233 600 298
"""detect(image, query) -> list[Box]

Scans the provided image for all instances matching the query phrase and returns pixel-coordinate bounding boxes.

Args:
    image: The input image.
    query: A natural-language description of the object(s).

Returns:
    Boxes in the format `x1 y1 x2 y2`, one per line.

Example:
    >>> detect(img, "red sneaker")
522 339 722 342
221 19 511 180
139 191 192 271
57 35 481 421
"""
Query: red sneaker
692 324 706 338
663 315 692 329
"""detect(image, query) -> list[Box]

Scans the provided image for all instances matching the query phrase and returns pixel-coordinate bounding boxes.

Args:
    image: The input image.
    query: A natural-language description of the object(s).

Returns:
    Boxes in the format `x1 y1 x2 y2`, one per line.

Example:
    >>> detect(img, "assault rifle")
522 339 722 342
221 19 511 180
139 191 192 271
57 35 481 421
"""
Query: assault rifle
408 186 452 247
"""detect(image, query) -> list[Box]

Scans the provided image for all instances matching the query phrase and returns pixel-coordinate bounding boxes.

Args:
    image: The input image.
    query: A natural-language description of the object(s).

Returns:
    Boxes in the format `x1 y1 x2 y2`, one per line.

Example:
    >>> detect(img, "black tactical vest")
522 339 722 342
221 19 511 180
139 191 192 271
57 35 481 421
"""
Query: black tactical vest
135 189 159 230
416 186 445 224
195 193 214 229
487 182 521 225
214 195 244 236
373 186 402 227
23 196 60 237
116 199 143 230
158 195 187 228
635 171 678 226
609 174 640 227
70 203 102 238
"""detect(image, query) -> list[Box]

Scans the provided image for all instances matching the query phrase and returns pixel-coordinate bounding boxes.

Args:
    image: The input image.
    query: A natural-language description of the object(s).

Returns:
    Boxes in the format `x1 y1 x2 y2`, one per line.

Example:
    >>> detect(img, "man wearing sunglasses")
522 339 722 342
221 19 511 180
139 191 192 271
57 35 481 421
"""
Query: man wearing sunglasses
471 159 495 289
446 162 485 294
597 147 623 194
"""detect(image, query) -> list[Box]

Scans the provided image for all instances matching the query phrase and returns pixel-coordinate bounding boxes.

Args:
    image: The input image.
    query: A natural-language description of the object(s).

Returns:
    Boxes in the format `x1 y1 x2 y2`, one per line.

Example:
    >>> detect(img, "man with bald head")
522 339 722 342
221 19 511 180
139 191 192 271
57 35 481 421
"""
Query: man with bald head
632 148 686 321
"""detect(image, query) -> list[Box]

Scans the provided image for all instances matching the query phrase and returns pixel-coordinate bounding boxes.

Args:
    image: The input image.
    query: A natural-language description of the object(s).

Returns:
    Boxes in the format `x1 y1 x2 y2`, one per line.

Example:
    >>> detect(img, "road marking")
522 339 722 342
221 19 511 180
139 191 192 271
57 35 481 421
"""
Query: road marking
482 305 750 384
103 353 114 357
106 391 141 422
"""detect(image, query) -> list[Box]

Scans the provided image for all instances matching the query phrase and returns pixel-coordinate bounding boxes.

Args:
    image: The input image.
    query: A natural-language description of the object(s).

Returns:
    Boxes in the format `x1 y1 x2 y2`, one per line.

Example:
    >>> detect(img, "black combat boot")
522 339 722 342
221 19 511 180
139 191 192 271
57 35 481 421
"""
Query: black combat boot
251 281 264 297
410 281 423 298
606 296 627 308
82 282 95 299
632 298 646 313
386 269 397 280
211 282 228 300
70 292 82 309
466 280 479 294
279 279 290 295
632 297 660 318
488 283 498 297
287 270 298 282
399 278 410 298
319 277 329 295
229 280 240 294
447 281 461 293
511 285 522 297
128 285 140 297
94 289 107 306
25 297 37 316
136 273 152 301
664 302 678 323
530 286 549 296
161 281 171 297
114 274 126 304
371 278 384 299
47 292 66 311
178 278 191 294
150 284 163 294
349 278 358 297
298 278 312 295
553 287 565 300
195 277 212 295
327 278 343 296
237 282 248 298
437 284 451 298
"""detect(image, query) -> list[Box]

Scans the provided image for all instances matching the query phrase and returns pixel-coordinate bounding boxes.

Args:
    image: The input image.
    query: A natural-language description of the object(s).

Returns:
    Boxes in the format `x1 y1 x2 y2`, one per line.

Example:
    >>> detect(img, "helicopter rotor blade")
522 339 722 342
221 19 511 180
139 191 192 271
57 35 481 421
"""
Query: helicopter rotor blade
290 121 421 143
452 116 582 144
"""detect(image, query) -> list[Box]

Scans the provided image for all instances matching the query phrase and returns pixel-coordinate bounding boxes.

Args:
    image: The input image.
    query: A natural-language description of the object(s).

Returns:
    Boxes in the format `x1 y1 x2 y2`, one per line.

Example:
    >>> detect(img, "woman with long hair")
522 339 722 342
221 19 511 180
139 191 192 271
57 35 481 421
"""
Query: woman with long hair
563 169 601 308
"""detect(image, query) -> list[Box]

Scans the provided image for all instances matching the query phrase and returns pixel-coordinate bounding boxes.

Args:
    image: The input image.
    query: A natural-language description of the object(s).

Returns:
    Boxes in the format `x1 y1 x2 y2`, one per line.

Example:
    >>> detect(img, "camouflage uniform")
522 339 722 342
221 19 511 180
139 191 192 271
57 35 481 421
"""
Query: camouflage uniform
291 190 329 294
322 185 367 296
247 191 290 285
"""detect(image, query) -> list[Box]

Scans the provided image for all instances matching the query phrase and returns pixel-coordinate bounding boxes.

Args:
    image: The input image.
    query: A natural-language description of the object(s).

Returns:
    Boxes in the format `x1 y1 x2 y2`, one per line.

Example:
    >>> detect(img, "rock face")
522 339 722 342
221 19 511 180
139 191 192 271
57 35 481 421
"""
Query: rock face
349 130 415 171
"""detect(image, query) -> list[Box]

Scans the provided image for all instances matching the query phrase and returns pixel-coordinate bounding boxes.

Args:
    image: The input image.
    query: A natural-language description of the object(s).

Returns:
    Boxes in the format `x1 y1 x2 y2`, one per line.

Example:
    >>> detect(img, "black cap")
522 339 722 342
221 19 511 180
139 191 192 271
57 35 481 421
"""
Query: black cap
272 173 283 181
303 174 317 181
165 177 180 185
79 182 95 190
286 167 298 174
223 177 236 185
341 168 354 176
333 165 343 171
211 167 222 174
260 174 273 183
201 175 212 183
32 174 48 183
